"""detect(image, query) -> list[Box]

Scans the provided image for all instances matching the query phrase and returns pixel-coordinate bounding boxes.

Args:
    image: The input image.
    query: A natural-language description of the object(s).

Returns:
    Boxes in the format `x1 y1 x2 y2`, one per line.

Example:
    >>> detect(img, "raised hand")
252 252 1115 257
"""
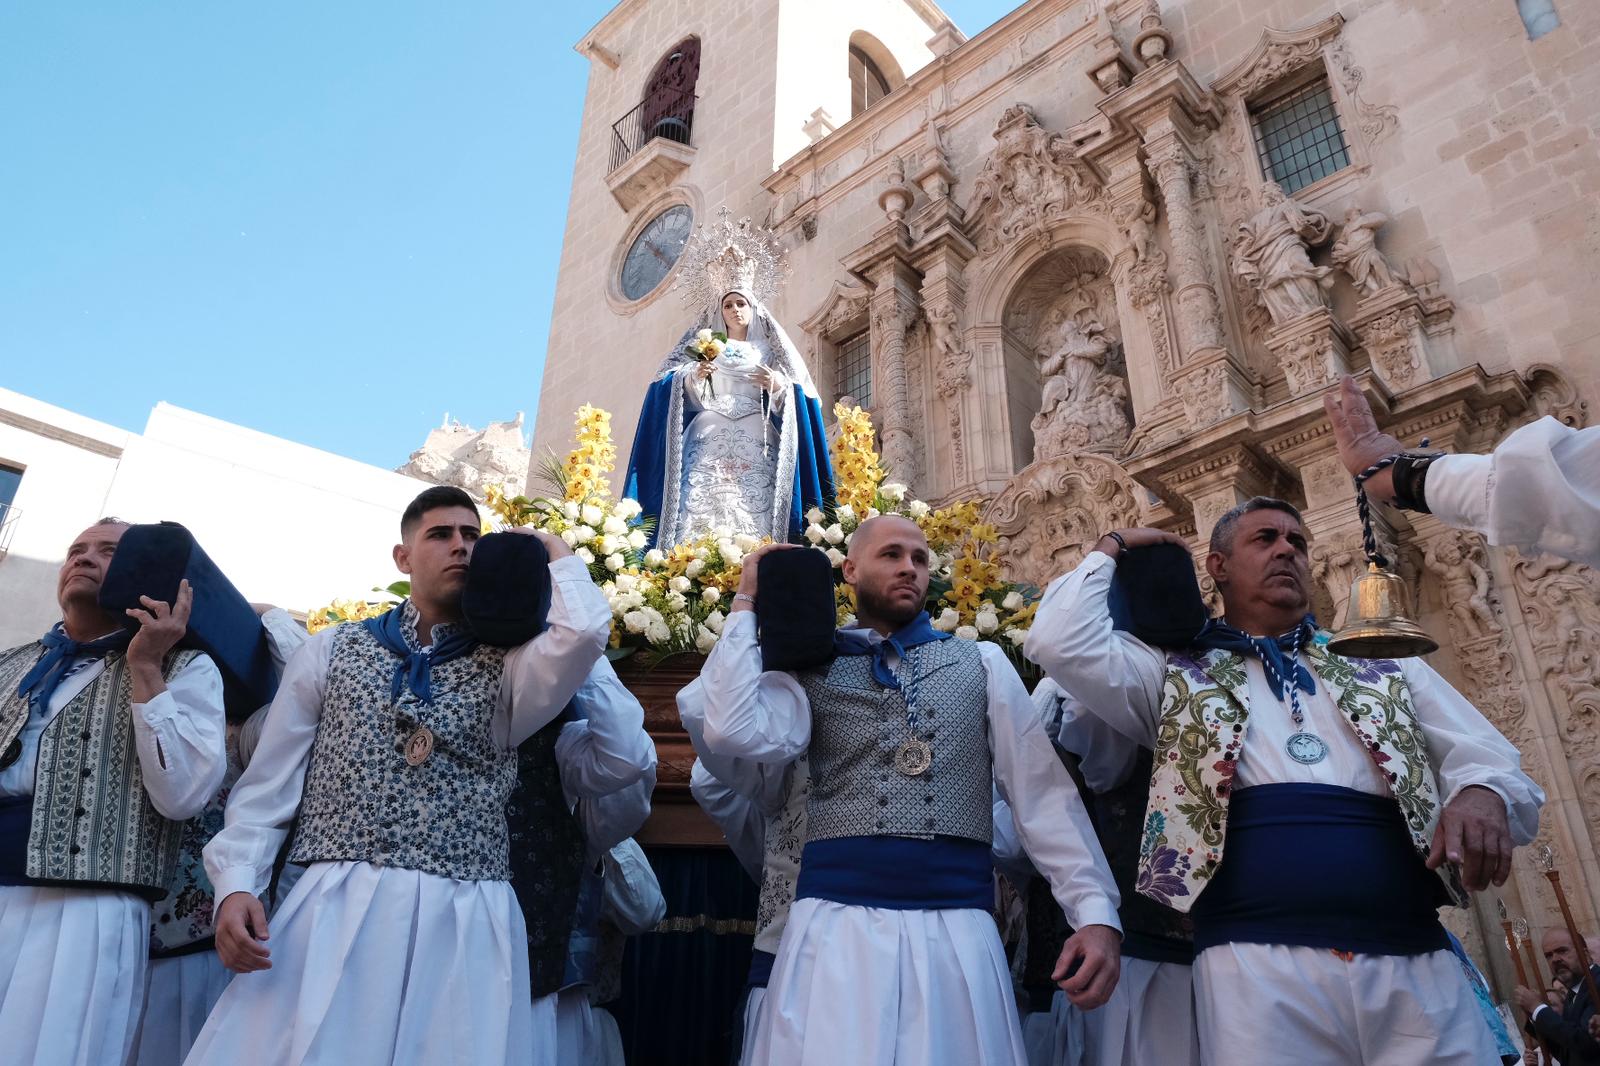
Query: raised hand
1323 376 1405 502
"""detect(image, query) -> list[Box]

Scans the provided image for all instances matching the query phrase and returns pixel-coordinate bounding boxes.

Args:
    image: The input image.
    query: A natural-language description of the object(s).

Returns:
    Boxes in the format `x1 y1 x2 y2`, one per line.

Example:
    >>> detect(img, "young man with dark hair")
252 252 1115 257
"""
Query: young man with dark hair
0 518 226 1066
187 487 617 1065
1026 498 1544 1064
698 517 1121 1066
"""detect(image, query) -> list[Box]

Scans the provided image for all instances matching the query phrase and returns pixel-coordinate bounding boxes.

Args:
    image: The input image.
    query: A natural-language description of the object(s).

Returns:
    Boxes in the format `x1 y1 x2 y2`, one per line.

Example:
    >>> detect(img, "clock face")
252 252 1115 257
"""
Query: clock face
620 204 694 301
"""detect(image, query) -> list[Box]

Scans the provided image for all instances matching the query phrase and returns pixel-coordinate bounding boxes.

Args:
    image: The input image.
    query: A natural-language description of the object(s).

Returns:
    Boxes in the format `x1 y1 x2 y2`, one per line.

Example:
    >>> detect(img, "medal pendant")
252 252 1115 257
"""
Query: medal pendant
894 737 932 777
1285 731 1330 765
404 726 435 767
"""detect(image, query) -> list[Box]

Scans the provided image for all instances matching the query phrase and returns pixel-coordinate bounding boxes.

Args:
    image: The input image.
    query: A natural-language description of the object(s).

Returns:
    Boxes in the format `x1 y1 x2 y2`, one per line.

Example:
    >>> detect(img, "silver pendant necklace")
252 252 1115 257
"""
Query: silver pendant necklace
892 645 932 777
1273 636 1328 765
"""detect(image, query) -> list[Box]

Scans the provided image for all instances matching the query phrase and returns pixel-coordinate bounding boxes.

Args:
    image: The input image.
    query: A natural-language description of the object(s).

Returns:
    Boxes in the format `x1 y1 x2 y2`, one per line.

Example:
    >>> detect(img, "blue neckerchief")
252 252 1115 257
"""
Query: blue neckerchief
1193 615 1317 700
362 604 479 705
17 624 132 712
832 611 950 690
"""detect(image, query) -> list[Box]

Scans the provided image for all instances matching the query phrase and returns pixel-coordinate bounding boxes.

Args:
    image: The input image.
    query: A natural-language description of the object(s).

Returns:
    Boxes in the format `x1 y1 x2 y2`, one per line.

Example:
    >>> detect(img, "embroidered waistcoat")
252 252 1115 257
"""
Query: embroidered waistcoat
287 621 517 882
148 724 245 955
1137 631 1466 914
0 641 200 899
507 717 585 999
798 638 992 845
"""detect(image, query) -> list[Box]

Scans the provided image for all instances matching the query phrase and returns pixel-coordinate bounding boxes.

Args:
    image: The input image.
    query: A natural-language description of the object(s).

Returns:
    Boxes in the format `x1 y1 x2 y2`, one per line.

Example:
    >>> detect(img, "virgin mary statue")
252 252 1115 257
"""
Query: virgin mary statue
625 214 834 548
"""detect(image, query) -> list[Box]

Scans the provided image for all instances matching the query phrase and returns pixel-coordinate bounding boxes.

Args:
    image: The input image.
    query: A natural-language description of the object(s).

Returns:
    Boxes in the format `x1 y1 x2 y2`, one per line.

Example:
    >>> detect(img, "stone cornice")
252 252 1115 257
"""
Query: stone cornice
1211 14 1345 99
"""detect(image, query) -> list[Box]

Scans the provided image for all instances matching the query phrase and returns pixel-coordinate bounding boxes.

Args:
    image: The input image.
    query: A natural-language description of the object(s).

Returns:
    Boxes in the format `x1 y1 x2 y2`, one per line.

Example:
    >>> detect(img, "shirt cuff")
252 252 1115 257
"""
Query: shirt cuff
211 865 265 904
132 689 180 729
1065 896 1123 936
1533 1003 1551 1022
1423 453 1491 532
722 610 757 639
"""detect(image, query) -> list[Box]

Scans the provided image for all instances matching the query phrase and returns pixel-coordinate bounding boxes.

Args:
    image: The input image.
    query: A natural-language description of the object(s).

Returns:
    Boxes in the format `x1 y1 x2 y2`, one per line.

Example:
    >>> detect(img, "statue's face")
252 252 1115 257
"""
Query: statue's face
721 292 752 331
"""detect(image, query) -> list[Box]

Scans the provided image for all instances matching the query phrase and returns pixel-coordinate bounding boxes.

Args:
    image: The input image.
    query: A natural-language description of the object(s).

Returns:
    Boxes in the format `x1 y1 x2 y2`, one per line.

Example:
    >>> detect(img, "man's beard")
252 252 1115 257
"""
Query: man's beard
856 581 923 627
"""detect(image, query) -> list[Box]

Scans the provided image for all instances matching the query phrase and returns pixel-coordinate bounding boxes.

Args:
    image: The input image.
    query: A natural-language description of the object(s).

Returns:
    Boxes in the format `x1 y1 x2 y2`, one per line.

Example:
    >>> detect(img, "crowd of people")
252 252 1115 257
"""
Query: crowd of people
0 377 1595 1065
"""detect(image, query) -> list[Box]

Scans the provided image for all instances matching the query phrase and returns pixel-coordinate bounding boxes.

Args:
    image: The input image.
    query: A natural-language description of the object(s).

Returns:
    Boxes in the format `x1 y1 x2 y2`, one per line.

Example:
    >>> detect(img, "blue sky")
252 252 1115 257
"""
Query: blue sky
0 2 1009 470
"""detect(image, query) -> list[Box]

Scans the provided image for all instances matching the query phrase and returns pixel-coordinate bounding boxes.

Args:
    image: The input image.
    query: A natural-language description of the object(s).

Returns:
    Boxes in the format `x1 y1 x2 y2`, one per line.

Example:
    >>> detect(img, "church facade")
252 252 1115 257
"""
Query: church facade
533 0 1600 994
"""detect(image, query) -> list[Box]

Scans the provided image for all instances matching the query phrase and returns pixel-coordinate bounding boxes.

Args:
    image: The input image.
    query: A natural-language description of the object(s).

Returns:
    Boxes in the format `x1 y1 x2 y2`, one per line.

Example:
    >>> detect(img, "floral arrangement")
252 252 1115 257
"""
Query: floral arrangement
308 403 1039 664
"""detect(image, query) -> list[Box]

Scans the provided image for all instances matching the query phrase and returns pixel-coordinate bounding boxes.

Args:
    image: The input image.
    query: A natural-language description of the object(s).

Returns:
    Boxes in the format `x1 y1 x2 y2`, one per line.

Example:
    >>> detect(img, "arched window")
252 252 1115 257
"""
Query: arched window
640 37 700 146
849 45 891 118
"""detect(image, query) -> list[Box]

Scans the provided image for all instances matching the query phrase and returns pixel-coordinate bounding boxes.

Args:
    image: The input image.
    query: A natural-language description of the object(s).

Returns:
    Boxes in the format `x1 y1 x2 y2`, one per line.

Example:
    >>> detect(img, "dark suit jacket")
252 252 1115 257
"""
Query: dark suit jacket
1534 966 1600 1066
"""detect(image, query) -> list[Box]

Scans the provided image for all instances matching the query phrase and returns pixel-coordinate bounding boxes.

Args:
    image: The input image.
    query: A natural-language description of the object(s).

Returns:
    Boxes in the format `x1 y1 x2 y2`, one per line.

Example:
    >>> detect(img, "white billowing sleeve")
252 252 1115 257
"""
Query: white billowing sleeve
132 652 228 820
982 643 1121 934
573 774 655 862
498 555 613 748
991 788 1036 888
1403 658 1545 845
691 759 767 882
552 657 657 799
204 630 335 902
1023 552 1166 748
679 675 794 813
238 609 312 769
601 838 667 935
1039 677 1145 795
1427 417 1600 568
699 611 810 763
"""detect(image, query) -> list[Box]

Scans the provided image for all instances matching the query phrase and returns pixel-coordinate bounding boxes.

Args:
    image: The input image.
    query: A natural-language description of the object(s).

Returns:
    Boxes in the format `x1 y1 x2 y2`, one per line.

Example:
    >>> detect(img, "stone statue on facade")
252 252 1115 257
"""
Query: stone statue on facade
1423 530 1500 641
1331 206 1403 297
1031 314 1131 459
1231 182 1334 326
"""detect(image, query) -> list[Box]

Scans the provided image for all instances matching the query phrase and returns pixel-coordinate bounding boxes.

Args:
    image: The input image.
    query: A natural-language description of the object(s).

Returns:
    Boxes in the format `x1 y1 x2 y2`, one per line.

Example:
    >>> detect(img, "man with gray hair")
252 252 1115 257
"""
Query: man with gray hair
0 517 227 1066
1025 497 1544 1065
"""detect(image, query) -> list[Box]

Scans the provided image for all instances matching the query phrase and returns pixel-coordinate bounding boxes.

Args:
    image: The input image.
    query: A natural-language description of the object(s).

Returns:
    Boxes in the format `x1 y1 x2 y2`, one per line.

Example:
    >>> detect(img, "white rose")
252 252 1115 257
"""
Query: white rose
733 533 760 552
596 534 619 556
560 528 578 547
645 620 671 645
975 610 999 635
615 573 637 592
605 553 626 572
932 608 960 633
572 525 595 544
1004 627 1028 645
695 625 718 654
562 500 581 519
805 506 824 525
836 504 856 522
696 328 713 345
685 559 706 579
644 548 666 568
822 523 845 545
669 575 691 593
602 515 627 536
622 610 649 635
825 548 846 567
601 581 616 596
1002 590 1024 611
804 523 826 545
666 591 687 612
721 544 744 567
642 606 664 624
882 482 907 501
954 625 980 641
908 499 930 518
704 609 725 634
702 587 722 605
616 498 642 519
575 547 595 565
581 503 604 526
628 529 648 550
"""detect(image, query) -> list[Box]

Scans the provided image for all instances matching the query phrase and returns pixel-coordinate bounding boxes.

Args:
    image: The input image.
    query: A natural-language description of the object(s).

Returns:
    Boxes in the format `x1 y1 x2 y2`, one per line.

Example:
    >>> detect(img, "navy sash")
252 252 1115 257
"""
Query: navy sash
795 835 992 911
747 948 776 989
1191 783 1449 956
0 795 34 887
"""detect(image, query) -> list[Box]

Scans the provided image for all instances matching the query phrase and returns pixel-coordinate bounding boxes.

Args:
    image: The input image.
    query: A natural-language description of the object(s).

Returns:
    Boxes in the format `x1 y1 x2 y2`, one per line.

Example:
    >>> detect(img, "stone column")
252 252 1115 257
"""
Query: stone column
868 262 922 487
1143 133 1225 360
915 232 975 490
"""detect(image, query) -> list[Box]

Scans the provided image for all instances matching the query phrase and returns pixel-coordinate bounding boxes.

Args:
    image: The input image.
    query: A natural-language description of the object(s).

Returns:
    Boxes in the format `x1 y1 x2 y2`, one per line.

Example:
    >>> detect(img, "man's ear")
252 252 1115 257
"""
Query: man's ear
840 556 858 589
1204 550 1227 588
393 542 412 576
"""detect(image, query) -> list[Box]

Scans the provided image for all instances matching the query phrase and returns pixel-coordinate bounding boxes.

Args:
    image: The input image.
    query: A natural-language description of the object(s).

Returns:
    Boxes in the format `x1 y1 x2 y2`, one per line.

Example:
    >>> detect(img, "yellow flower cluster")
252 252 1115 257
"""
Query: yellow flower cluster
565 404 617 503
832 403 885 515
305 597 396 634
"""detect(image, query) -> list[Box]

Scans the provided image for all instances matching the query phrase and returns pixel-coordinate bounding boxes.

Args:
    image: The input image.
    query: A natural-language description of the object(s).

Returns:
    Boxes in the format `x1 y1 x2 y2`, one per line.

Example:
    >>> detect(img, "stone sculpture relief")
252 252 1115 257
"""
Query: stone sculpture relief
1231 182 1334 327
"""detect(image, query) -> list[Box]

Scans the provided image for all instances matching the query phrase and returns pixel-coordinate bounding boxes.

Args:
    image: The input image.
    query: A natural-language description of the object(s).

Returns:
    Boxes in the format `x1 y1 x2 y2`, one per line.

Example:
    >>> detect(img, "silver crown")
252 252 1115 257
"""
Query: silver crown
675 207 788 312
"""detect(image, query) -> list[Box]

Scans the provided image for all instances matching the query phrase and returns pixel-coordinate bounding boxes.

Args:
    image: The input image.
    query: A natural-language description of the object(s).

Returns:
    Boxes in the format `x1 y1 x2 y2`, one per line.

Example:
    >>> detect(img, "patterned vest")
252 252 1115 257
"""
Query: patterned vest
0 641 200 898
798 638 992 845
287 621 517 881
1137 632 1466 914
148 723 244 955
507 717 585 999
753 757 809 955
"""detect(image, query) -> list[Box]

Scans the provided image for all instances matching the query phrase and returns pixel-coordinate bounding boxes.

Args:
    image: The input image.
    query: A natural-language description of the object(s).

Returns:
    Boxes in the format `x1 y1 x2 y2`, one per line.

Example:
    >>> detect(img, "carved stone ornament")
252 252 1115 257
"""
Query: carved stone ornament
1232 182 1334 328
1273 319 1348 396
879 156 916 225
1030 317 1133 461
1361 306 1425 390
927 304 973 481
800 279 872 343
1513 553 1600 738
966 104 1107 258
1171 360 1232 426
1526 363 1590 429
1423 529 1502 643
1310 527 1365 628
985 453 1143 587
1331 207 1404 298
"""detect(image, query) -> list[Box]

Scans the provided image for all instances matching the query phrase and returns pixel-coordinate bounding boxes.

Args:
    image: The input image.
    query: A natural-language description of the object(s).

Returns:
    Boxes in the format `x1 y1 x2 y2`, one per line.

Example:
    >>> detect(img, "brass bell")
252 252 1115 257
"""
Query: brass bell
1327 562 1438 659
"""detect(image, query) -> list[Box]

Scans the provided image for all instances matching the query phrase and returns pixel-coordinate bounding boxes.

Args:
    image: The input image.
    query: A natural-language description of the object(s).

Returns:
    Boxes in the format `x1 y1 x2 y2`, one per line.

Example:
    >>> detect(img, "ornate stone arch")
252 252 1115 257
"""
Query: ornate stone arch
983 453 1145 588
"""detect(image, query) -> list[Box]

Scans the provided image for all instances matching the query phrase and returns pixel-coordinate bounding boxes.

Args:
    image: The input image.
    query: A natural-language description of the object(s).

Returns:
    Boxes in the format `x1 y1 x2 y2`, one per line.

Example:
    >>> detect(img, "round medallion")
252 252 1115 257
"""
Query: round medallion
894 737 932 777
1285 731 1330 765
619 204 694 301
404 726 435 767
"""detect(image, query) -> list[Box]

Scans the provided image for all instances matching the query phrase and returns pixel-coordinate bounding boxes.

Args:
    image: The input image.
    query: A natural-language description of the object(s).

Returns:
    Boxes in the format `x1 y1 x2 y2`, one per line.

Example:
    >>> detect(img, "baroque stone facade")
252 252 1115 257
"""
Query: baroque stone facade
535 0 1600 994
